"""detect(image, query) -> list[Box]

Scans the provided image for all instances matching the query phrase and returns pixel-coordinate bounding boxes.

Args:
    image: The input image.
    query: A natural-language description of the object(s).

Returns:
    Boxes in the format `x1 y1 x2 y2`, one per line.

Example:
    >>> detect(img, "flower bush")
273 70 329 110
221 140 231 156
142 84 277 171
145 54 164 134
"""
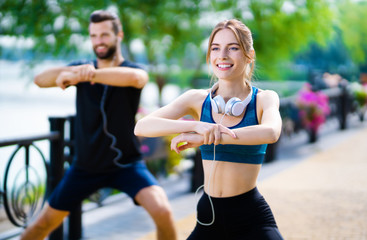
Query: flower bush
296 83 330 132
350 82 367 121
350 82 367 107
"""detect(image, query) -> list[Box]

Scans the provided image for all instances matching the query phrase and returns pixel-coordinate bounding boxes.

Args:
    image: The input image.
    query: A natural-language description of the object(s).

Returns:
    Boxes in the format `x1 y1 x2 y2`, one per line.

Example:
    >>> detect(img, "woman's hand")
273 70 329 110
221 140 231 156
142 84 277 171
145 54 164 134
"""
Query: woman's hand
170 123 237 153
194 122 236 145
170 133 204 153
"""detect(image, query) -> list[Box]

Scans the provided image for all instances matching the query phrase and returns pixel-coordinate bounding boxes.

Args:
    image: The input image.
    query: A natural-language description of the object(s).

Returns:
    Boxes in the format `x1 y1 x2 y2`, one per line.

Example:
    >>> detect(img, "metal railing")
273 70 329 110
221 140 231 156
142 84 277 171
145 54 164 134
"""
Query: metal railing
279 84 354 133
0 133 58 239
0 116 80 240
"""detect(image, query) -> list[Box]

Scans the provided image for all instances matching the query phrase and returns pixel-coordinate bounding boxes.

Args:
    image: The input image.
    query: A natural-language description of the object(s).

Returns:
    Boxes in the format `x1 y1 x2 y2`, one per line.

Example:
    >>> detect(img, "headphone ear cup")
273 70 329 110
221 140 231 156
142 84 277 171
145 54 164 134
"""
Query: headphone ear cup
211 95 226 114
225 97 244 116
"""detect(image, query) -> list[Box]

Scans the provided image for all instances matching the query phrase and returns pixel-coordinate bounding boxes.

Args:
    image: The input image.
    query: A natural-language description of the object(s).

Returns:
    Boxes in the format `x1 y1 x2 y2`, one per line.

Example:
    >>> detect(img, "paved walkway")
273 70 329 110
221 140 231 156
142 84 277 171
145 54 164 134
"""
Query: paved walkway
258 126 367 240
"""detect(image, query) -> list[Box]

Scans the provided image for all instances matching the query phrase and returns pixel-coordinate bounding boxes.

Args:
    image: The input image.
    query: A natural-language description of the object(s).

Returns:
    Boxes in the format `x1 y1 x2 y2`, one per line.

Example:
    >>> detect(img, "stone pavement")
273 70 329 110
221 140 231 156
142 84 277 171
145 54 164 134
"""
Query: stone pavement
258 126 367 240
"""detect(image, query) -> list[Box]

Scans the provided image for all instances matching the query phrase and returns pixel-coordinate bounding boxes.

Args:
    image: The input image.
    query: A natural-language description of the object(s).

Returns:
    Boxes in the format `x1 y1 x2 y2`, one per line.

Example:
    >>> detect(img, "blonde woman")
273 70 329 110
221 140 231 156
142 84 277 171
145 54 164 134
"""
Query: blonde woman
135 19 283 239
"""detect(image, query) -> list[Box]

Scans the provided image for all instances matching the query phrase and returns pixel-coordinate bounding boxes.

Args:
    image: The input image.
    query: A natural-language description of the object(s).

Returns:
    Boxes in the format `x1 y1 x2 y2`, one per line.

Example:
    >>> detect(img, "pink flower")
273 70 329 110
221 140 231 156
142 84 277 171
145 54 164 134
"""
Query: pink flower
296 83 330 132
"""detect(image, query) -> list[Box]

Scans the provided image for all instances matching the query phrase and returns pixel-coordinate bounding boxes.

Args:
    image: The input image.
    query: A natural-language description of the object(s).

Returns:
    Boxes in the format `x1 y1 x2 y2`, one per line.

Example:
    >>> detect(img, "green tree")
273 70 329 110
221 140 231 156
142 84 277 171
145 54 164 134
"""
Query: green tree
1 0 336 83
0 0 203 104
0 0 202 62
247 0 334 79
337 0 367 73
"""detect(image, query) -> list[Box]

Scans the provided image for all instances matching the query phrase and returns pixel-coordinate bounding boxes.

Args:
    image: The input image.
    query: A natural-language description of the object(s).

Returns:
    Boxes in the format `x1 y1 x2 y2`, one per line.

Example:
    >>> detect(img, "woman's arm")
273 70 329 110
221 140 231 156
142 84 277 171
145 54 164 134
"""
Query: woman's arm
135 89 204 137
221 90 282 145
134 89 236 143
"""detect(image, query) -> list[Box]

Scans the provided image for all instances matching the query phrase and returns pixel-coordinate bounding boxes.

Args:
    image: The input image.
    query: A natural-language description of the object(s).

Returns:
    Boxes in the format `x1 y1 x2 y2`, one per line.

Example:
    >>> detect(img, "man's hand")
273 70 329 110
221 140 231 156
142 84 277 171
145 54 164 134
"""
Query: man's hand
70 64 96 83
55 71 79 89
55 64 96 89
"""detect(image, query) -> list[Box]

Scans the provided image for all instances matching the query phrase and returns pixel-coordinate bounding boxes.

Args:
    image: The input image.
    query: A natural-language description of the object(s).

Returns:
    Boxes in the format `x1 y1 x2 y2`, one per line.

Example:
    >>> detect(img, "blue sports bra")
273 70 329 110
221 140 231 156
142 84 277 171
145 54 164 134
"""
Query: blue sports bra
199 86 267 164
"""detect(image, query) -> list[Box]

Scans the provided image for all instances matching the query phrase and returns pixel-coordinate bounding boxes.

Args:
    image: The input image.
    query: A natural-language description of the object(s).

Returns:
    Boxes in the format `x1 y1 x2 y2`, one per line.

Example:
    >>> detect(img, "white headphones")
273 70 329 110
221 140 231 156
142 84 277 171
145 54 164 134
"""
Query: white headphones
210 82 253 117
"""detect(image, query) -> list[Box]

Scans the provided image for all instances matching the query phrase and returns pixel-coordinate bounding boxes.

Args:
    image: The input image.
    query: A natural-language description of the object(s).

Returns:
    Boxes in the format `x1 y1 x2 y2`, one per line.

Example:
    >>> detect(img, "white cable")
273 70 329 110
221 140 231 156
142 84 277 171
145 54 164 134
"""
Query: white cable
100 85 133 168
196 113 227 226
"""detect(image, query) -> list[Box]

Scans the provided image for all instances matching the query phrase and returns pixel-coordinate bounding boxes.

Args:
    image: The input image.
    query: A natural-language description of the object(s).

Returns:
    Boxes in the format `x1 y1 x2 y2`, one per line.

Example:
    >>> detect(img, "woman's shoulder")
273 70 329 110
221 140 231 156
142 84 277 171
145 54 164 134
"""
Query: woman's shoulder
179 88 210 102
256 88 280 107
184 88 209 95
176 88 210 119
256 88 279 98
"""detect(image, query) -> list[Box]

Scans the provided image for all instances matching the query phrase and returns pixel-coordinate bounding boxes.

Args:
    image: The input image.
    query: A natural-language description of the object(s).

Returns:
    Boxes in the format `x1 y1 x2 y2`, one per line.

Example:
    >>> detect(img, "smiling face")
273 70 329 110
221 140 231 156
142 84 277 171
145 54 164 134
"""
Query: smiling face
89 20 119 60
210 28 247 82
206 19 255 83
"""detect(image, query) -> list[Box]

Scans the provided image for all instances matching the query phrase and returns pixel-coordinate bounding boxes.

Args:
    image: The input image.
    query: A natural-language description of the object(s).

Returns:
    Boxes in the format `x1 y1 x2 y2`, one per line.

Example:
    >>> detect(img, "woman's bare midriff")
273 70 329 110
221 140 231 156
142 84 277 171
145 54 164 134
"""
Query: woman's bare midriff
202 159 261 198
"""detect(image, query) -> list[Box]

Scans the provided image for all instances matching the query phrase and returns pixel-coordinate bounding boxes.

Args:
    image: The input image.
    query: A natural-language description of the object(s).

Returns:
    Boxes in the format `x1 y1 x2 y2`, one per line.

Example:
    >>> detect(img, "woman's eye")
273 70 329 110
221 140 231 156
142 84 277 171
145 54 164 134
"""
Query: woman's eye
229 47 239 51
211 47 219 51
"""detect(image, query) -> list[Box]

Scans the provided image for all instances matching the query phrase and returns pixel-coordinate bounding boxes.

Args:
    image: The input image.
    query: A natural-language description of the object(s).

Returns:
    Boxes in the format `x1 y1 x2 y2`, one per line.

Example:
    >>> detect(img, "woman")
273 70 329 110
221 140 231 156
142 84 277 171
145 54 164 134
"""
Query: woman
135 19 283 239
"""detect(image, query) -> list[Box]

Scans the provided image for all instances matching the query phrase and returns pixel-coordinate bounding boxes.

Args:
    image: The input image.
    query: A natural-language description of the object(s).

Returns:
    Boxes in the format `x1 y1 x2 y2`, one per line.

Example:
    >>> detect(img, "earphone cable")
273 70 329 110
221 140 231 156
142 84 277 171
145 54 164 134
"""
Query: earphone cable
196 113 227 226
100 85 133 168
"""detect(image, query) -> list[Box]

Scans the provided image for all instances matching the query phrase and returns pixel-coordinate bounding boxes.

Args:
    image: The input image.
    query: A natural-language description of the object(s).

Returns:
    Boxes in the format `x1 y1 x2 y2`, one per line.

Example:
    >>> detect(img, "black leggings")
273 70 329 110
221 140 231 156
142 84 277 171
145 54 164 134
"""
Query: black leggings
187 187 283 240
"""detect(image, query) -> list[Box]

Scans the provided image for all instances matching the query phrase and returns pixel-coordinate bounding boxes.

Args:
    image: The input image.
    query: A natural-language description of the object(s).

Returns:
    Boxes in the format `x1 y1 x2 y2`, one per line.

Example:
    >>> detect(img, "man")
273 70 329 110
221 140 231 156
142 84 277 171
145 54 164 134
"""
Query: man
21 10 177 240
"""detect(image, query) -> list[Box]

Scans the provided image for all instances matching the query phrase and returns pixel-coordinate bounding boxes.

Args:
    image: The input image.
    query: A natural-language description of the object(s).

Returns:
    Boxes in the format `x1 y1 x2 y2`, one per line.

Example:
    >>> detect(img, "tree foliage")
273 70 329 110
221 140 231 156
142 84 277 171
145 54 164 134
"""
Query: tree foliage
0 0 202 61
337 0 367 68
0 0 344 82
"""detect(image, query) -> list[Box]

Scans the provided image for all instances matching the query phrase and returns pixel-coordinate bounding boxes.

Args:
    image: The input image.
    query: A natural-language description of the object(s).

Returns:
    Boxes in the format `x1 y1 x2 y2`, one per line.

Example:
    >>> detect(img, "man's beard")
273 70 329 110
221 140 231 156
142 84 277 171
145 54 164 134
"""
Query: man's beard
94 45 117 60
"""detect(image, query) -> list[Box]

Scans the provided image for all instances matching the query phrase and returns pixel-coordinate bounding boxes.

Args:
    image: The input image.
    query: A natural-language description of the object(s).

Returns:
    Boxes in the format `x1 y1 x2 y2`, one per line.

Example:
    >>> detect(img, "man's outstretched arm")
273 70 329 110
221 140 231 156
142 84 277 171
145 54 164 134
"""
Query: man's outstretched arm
34 65 148 89
34 66 70 88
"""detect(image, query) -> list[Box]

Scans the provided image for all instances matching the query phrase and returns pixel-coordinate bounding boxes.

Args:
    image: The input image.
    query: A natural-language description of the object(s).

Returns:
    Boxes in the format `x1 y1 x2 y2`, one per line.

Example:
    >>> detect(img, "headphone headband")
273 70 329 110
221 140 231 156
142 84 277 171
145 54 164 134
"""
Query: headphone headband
209 82 253 116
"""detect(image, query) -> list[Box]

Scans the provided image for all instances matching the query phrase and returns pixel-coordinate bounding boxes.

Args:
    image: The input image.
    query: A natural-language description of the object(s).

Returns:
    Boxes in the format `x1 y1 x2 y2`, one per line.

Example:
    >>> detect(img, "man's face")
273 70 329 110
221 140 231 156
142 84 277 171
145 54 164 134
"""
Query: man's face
89 21 118 60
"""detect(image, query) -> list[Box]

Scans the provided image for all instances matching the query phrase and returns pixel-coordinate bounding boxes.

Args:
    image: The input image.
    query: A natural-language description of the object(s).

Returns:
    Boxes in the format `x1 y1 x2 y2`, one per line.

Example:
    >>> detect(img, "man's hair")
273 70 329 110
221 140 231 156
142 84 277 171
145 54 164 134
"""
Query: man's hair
89 10 122 34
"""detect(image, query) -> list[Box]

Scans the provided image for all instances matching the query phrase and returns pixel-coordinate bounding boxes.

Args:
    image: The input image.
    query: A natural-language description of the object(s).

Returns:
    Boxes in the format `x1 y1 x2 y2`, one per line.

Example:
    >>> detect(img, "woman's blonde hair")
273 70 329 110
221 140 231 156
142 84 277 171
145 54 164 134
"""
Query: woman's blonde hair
206 19 255 83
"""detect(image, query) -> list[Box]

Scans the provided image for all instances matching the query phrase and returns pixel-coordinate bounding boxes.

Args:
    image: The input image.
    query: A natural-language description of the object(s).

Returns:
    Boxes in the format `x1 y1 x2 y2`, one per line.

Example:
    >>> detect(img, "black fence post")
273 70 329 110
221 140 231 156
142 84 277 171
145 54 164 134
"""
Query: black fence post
48 117 66 240
339 83 348 130
66 116 82 240
264 142 277 163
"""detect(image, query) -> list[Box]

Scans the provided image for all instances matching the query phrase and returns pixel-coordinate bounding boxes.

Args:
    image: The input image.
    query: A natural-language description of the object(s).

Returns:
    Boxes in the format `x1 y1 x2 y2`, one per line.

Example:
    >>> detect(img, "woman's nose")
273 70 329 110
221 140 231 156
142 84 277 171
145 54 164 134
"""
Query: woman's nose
219 49 228 59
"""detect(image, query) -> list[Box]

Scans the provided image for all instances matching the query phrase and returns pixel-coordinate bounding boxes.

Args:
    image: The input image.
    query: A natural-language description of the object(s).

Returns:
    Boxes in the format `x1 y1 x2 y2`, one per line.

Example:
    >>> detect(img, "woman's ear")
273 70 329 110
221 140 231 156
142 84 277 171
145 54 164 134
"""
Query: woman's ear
117 31 124 41
248 49 255 63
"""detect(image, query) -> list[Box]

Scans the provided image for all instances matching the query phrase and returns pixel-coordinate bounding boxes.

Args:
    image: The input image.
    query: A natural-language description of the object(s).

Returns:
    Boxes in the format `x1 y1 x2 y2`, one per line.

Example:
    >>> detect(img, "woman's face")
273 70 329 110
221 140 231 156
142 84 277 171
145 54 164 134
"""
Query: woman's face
210 28 247 82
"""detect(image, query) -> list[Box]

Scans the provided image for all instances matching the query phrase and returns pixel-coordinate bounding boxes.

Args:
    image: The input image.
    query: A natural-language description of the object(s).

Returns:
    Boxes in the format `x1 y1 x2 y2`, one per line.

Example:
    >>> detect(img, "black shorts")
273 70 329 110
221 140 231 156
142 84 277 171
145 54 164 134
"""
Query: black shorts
48 160 158 211
187 187 284 240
